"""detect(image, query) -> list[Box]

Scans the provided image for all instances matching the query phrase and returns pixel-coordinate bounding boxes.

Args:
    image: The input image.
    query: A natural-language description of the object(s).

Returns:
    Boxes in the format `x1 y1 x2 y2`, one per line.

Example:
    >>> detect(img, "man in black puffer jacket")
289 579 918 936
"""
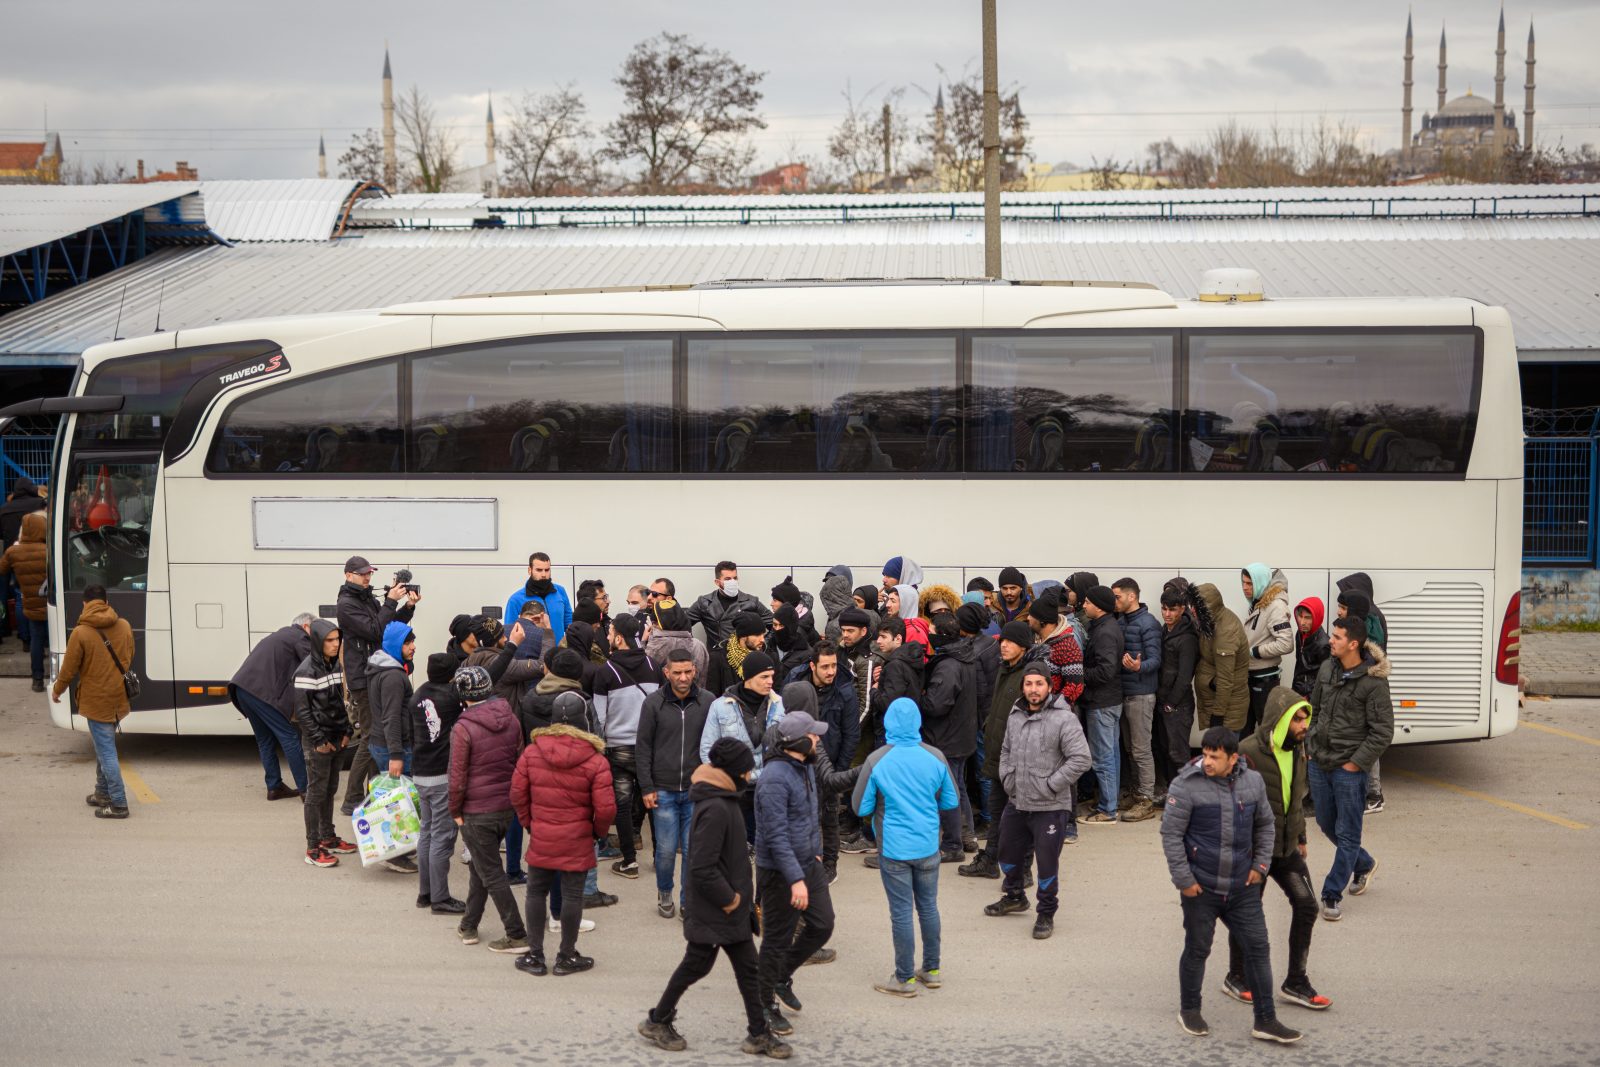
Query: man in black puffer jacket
410 653 465 912
336 555 417 816
1078 586 1125 826
922 614 979 858
638 739 788 1058
294 619 353 868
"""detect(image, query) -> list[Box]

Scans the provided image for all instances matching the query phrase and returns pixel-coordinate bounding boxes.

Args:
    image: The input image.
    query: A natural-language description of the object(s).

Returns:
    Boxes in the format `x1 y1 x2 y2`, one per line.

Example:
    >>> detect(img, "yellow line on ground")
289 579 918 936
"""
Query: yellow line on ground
120 765 160 805
1520 720 1600 749
1389 769 1586 831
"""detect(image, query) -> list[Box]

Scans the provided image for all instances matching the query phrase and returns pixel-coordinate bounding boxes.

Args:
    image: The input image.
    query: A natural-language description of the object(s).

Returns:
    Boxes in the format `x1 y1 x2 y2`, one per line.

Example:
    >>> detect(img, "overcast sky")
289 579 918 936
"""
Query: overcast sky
2 0 1596 182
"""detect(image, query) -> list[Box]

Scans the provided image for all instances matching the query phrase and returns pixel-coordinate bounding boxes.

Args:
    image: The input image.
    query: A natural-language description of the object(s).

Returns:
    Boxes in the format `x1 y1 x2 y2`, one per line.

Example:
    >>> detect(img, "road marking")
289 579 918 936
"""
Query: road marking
121 765 160 805
1389 769 1587 831
1521 721 1600 749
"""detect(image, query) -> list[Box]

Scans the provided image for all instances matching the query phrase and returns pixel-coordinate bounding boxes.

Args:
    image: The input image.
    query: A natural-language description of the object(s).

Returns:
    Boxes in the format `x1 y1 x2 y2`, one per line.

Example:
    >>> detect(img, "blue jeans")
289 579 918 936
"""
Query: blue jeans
23 617 48 682
234 688 307 792
652 790 694 898
87 719 126 807
1085 704 1123 815
505 819 525 879
879 853 942 982
1307 762 1375 903
365 742 412 779
973 730 993 821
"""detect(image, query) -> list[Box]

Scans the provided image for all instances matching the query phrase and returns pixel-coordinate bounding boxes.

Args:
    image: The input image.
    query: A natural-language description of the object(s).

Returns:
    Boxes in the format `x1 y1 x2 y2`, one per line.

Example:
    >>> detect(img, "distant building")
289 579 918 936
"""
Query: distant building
1403 11 1535 170
130 160 199 183
0 134 63 184
1024 161 1162 191
751 163 808 192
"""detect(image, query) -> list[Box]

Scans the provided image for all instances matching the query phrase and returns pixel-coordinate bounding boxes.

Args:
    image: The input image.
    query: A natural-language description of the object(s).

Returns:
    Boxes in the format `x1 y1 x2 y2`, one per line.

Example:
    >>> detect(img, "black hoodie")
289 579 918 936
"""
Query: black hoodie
869 640 927 739
683 764 754 945
410 657 465 778
0 476 45 547
1158 612 1199 713
922 636 979 759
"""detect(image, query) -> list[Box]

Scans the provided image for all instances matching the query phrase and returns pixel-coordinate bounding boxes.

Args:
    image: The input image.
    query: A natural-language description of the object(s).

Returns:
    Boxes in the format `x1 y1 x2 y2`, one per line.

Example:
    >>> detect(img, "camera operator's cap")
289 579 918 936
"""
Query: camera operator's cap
344 555 376 574
776 709 828 742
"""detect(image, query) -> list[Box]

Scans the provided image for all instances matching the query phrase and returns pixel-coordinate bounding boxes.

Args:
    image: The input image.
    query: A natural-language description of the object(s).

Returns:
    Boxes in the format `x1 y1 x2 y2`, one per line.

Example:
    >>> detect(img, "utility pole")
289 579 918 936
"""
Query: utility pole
882 101 893 189
981 0 1001 279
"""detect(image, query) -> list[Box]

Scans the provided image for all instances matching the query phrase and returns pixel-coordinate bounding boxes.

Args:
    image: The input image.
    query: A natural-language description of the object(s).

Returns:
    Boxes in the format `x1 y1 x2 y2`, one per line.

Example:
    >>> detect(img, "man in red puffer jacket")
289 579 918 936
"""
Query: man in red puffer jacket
511 690 616 977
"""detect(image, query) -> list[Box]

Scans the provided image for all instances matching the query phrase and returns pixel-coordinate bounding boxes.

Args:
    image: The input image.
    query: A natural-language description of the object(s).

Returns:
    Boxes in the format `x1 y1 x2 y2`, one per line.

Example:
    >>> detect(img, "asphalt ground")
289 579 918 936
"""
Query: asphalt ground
1 682 1597 1067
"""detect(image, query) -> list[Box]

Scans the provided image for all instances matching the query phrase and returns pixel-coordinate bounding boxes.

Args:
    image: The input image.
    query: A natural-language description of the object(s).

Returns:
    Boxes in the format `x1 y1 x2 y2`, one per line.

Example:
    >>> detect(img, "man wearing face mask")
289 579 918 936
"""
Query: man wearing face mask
688 561 772 646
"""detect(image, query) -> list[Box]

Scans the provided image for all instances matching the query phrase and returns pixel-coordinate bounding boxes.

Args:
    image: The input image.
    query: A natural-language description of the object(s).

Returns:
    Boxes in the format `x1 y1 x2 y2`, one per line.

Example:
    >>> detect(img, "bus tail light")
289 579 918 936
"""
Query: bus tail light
1495 592 1522 686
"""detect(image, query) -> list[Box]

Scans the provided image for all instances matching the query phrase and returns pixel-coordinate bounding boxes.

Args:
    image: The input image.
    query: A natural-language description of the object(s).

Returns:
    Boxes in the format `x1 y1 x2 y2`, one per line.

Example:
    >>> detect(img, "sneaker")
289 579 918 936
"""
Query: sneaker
458 925 480 946
824 862 838 885
266 784 303 801
773 981 802 1013
304 847 338 868
415 893 430 909
552 951 595 976
31 679 45 693
94 805 129 819
319 837 358 855
514 952 547 977
1365 793 1385 814
839 835 873 854
873 975 919 998
597 843 622 860
1032 915 1054 940
763 1006 793 1037
488 935 529 954
1178 1009 1210 1037
507 871 527 887
1081 811 1118 825
958 851 1001 879
611 860 640 879
585 891 619 909
1221 974 1253 1004
1280 980 1332 1010
548 916 597 933
961 833 980 853
85 792 110 808
657 891 676 919
431 898 467 915
384 854 418 873
939 847 965 863
1321 897 1342 922
803 948 837 966
1062 830 1078 846
915 967 942 989
863 854 880 869
1121 797 1159 823
1350 859 1378 896
1152 792 1168 807
638 1014 688 1052
1251 1017 1303 1044
741 1030 792 1059
984 893 1030 917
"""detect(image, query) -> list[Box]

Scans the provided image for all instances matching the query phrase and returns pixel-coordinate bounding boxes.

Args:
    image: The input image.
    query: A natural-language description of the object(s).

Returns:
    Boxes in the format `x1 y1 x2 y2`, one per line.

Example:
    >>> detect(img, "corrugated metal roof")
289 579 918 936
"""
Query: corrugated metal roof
197 179 367 242
0 221 1595 360
0 183 201 258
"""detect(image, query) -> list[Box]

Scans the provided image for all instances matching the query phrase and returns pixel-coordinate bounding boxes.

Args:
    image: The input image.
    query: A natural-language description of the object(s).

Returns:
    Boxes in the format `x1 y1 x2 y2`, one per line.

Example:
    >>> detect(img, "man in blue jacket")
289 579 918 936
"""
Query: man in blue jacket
852 698 959 998
1114 578 1164 823
753 710 834 1039
504 551 573 646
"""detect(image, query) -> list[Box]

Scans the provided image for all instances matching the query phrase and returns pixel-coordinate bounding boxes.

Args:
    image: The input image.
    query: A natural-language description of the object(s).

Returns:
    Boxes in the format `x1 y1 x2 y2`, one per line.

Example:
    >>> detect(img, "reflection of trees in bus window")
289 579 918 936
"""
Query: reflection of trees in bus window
968 336 1176 472
409 339 673 473
208 362 401 474
1185 334 1478 474
685 338 959 473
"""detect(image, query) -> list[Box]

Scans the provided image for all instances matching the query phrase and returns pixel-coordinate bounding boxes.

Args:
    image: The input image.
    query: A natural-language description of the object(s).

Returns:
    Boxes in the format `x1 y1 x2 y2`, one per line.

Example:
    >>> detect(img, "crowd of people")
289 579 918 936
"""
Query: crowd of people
51 545 1394 1056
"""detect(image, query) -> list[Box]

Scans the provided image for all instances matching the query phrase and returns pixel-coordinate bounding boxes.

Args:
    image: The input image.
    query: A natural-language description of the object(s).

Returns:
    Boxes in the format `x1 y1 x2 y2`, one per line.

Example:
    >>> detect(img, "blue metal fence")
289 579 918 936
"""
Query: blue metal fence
0 435 52 487
1524 438 1597 564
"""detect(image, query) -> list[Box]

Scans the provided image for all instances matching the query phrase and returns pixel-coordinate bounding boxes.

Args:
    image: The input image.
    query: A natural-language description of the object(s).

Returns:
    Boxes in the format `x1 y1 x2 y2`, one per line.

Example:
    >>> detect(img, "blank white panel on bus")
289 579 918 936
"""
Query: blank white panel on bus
251 498 499 551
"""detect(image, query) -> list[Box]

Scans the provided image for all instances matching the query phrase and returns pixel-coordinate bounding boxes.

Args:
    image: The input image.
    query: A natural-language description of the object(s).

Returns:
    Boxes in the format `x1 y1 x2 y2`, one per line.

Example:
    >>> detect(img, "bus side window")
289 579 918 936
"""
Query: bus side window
207 361 401 475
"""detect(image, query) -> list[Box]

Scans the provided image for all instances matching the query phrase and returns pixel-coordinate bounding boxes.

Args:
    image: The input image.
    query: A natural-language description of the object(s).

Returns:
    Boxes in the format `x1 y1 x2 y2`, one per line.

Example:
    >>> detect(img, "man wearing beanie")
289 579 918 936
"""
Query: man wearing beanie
700 649 786 846
995 567 1032 626
511 689 615 977
638 738 790 1058
987 662 1091 939
448 665 530 955
881 556 925 618
769 576 818 643
707 611 770 697
410 653 466 913
592 614 660 880
1079 586 1126 825
923 613 981 861
520 648 588 732
645 598 710 682
769 603 815 679
963 619 1040 878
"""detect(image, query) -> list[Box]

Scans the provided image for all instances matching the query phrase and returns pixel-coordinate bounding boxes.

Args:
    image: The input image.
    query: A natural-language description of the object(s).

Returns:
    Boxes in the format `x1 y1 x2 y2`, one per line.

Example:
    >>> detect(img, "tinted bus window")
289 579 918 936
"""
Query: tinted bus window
76 348 245 444
409 338 674 473
62 457 157 591
686 337 959 473
969 334 1176 473
208 361 401 474
1185 332 1479 474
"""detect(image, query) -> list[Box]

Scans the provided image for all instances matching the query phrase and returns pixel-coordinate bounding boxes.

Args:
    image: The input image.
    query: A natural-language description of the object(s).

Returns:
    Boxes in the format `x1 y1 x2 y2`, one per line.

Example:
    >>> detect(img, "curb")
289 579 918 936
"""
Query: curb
1522 677 1600 698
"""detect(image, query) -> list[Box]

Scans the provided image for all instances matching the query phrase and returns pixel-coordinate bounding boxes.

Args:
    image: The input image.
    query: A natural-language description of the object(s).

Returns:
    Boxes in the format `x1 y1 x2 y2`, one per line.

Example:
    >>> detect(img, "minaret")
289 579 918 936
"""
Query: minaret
1402 13 1415 162
317 134 327 179
1437 25 1448 112
379 47 395 189
1524 20 1537 151
1493 7 1507 153
484 96 498 197
932 85 948 173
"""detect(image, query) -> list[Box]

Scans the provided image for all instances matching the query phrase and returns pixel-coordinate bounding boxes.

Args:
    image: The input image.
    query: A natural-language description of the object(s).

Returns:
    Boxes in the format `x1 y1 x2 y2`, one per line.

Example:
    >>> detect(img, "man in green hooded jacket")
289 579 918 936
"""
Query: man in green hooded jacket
1222 687 1331 1012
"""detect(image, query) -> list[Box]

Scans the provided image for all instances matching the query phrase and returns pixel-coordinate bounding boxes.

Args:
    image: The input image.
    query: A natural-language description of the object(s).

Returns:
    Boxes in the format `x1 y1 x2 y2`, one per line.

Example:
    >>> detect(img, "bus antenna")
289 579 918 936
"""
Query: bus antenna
153 280 167 333
112 284 128 341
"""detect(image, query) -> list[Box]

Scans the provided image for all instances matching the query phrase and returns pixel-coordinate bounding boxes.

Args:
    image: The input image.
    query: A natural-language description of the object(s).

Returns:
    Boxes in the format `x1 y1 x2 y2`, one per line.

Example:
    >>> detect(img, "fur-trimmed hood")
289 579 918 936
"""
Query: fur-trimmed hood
919 582 961 619
1362 639 1391 679
530 721 606 757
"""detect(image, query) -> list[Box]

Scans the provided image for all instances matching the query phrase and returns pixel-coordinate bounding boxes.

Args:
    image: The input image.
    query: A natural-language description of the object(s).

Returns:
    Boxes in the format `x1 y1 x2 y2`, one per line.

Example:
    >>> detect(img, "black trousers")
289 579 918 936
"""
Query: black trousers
339 688 376 814
461 811 526 939
757 862 835 1006
1228 851 1318 984
1181 886 1276 1023
997 803 1070 916
607 747 641 865
818 784 840 866
301 734 342 850
653 939 765 1037
985 778 1008 844
526 868 587 957
1156 702 1195 788
1246 670 1279 737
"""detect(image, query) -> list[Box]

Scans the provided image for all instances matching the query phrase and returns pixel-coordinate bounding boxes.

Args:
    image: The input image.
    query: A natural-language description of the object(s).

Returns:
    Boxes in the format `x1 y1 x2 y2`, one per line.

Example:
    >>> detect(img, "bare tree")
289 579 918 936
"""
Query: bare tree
60 158 131 185
604 32 766 192
395 85 459 193
828 83 909 191
1087 156 1129 191
917 66 1028 192
502 85 607 196
336 128 388 185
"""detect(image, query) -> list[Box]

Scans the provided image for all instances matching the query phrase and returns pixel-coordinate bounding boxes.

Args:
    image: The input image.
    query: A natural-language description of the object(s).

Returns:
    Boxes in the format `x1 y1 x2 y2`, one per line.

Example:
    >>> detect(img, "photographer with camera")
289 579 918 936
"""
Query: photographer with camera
337 556 419 818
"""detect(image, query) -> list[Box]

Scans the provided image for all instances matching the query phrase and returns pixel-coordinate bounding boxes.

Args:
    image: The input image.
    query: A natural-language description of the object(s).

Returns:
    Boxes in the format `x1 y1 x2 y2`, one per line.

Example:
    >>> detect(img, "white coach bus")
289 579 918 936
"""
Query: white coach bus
10 274 1522 741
